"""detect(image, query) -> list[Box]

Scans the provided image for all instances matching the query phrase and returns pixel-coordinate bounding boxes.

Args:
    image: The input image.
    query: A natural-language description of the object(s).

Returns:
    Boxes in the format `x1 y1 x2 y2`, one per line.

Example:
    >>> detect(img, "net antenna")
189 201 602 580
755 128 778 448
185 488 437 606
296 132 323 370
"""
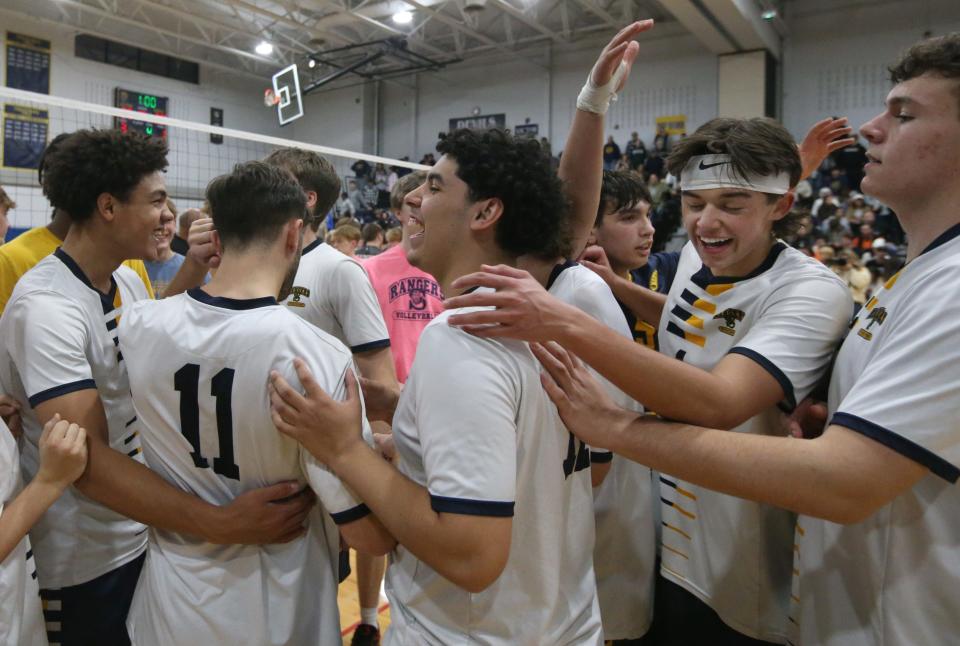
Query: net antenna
272 64 303 126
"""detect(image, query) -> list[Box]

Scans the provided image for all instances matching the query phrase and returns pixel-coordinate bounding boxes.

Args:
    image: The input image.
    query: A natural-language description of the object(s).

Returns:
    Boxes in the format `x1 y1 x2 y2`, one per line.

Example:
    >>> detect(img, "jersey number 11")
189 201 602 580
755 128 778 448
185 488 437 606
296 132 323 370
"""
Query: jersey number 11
174 363 241 480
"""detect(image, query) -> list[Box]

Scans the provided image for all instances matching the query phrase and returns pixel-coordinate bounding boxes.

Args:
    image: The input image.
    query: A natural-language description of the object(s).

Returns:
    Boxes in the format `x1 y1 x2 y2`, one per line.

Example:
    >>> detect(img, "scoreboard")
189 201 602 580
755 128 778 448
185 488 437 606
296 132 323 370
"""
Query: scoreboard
113 88 168 139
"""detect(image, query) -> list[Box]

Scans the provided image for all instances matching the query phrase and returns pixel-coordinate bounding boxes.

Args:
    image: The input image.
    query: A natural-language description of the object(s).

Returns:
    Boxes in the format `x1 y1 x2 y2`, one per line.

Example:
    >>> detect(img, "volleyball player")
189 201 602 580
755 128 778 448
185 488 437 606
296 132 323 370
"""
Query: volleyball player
444 117 853 644
0 130 311 645
118 161 393 645
477 32 960 646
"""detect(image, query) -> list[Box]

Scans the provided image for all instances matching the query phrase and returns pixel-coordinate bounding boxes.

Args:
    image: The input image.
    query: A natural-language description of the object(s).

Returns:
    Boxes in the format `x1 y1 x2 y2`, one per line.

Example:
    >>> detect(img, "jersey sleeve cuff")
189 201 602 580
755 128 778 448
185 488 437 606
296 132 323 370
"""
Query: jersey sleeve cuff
329 503 371 525
430 494 515 517
831 411 960 484
28 379 97 408
589 450 613 464
728 347 796 411
350 339 391 354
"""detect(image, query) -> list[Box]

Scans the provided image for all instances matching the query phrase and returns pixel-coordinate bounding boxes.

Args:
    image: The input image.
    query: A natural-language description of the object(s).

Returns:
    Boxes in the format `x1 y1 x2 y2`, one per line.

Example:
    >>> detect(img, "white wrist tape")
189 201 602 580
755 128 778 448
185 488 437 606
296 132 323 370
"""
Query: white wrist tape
576 61 627 114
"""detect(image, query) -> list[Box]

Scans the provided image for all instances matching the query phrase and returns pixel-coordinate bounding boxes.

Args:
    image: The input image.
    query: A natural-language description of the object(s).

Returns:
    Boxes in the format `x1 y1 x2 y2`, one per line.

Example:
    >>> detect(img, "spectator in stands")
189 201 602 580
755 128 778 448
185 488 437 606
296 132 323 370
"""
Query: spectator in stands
347 179 367 214
820 166 850 197
830 249 872 310
642 149 665 179
144 199 187 297
360 182 380 222
811 187 836 219
374 163 391 209
335 191 356 220
846 192 869 220
852 222 876 255
351 158 373 186
647 173 670 207
0 187 15 244
383 227 402 251
603 135 622 171
653 127 669 153
615 154 631 171
387 166 400 191
625 132 647 170
356 223 385 257
832 134 868 191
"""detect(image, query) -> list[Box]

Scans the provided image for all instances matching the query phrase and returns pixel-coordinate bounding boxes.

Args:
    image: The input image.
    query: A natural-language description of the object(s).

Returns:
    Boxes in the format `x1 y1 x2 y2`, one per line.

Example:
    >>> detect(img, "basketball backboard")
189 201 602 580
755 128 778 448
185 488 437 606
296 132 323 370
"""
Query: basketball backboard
272 64 303 126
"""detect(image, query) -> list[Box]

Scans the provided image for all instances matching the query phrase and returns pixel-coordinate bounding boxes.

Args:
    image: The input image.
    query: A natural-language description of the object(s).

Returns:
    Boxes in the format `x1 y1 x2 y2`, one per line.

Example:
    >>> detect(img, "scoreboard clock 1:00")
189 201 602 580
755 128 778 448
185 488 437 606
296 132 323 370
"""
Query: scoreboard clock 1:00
114 88 168 139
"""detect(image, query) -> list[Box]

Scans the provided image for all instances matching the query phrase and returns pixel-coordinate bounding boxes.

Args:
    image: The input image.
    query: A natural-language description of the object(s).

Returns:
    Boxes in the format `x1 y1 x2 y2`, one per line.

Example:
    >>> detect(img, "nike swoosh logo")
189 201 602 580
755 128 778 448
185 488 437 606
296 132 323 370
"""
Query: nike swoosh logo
698 160 729 170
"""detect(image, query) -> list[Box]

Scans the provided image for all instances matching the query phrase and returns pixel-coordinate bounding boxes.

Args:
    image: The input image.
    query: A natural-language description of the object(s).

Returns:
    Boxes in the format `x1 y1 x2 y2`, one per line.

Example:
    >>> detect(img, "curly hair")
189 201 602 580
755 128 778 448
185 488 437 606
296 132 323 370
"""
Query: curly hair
890 33 960 118
595 170 653 227
206 161 306 251
41 129 168 222
263 147 341 231
436 128 571 259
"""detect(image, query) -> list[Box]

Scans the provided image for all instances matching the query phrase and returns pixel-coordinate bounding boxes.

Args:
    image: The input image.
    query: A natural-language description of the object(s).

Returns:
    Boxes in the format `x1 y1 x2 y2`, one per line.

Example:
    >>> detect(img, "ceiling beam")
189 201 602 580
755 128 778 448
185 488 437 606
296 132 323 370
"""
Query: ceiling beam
486 0 565 43
658 0 735 53
702 0 782 58
569 0 619 30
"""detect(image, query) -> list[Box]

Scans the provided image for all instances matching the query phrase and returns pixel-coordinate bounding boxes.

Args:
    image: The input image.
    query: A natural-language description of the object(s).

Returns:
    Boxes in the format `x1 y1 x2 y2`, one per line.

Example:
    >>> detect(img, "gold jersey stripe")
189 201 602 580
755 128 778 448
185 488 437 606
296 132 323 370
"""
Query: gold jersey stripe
684 330 706 347
664 522 692 541
692 298 717 314
884 270 903 290
705 283 735 296
662 543 689 559
670 502 696 519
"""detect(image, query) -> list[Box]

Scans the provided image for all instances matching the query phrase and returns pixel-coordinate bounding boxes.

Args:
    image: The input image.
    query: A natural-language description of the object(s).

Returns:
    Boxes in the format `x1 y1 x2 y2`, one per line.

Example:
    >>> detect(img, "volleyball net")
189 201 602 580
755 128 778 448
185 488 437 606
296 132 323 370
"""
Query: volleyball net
0 86 426 235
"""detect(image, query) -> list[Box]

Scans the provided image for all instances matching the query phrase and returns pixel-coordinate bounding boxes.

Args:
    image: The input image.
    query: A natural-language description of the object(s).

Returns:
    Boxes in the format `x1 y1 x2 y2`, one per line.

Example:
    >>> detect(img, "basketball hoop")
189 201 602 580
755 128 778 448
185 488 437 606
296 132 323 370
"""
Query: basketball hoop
263 88 280 108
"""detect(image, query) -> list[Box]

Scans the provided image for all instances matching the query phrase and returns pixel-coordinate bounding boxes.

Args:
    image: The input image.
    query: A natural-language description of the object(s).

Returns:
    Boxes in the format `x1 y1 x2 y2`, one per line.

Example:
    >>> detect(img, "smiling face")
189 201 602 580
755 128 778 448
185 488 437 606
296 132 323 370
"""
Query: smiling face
682 188 791 277
111 170 174 262
859 73 960 216
592 200 655 274
402 155 478 281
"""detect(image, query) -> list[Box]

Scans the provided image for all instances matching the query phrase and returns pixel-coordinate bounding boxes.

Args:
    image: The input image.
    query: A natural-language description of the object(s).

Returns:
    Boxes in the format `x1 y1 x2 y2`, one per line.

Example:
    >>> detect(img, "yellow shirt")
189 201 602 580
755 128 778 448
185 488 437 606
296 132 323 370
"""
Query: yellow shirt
0 227 155 315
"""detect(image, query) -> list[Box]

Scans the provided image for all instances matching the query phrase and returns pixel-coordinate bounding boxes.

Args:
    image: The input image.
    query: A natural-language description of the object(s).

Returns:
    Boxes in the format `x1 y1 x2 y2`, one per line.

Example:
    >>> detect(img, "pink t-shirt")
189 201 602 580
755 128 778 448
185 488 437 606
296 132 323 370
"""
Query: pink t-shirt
362 245 444 383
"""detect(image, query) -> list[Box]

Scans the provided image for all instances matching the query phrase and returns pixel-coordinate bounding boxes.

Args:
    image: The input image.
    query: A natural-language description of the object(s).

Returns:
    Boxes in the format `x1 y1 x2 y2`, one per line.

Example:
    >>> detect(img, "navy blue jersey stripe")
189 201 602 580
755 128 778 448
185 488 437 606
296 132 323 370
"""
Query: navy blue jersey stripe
350 338 392 354
330 503 372 525
29 380 97 408
430 495 515 517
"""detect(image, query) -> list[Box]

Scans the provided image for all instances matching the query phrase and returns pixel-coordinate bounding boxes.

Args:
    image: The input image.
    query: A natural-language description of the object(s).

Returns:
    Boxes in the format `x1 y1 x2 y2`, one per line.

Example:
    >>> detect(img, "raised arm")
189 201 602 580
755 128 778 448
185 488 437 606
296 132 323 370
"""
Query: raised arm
561 21 652 257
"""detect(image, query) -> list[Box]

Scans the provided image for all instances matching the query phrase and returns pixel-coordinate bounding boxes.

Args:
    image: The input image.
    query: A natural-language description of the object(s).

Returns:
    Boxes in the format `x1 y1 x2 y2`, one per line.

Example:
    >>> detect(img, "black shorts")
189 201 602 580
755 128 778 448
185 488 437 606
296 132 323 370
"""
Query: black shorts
40 552 145 646
646 573 781 646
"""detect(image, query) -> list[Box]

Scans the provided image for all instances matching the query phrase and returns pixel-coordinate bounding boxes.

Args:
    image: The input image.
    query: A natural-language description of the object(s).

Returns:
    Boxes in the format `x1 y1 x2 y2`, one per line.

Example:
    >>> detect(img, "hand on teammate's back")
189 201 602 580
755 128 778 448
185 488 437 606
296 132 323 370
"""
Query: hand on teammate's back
532 342 635 452
269 359 365 466
212 482 315 545
36 414 88 492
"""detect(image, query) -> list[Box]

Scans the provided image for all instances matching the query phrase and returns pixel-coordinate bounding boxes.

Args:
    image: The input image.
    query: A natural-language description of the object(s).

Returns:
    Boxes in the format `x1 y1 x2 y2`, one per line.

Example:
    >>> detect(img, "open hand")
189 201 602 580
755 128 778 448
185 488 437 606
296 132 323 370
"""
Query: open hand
443 264 580 343
589 21 654 94
533 342 634 451
799 117 855 180
270 359 364 465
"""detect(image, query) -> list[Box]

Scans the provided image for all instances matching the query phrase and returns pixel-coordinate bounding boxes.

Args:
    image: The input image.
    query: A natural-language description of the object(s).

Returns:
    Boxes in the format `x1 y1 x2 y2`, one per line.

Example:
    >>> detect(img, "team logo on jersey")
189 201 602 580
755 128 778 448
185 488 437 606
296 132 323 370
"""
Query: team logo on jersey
857 307 887 341
388 276 442 320
713 308 745 336
288 286 310 308
648 270 659 292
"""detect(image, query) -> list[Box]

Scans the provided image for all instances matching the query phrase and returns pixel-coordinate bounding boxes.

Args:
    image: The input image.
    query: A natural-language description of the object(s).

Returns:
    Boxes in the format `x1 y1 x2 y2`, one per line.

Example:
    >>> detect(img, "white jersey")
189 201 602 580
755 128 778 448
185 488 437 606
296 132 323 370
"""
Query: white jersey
385 294 603 645
656 241 851 642
547 262 656 640
0 420 47 646
285 239 391 353
118 289 370 646
792 225 960 646
0 249 149 588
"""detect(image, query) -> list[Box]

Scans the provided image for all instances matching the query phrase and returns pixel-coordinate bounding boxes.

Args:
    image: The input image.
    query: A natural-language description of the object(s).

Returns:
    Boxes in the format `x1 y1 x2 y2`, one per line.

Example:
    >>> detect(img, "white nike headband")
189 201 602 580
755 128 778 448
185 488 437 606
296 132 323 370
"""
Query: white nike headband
680 154 792 195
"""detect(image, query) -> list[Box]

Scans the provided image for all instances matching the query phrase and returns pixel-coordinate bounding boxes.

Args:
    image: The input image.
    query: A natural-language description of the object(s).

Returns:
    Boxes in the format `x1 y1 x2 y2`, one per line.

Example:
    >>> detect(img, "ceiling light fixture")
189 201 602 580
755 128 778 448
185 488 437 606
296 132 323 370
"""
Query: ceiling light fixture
308 57 317 68
761 9 777 20
393 10 413 24
255 41 274 56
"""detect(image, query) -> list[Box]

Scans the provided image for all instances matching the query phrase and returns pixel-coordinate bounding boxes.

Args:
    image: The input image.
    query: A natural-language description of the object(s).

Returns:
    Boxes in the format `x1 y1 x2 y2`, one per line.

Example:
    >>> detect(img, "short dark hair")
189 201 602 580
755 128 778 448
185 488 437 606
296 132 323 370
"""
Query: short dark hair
436 128 570 259
890 33 960 118
362 223 383 243
595 170 652 227
41 129 168 222
667 118 803 238
206 161 306 251
263 147 340 230
390 170 426 211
